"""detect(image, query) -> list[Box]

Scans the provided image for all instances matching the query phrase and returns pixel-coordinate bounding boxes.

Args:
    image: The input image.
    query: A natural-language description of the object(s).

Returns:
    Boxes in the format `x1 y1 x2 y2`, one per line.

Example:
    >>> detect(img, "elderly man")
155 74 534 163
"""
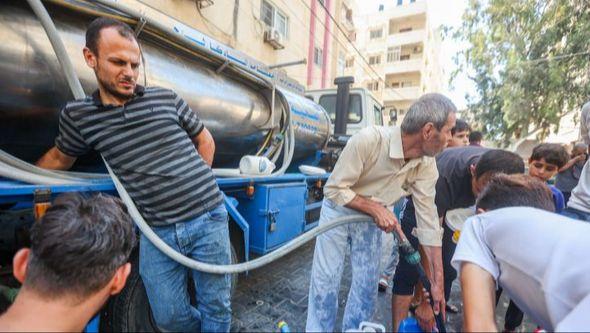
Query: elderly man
305 93 456 332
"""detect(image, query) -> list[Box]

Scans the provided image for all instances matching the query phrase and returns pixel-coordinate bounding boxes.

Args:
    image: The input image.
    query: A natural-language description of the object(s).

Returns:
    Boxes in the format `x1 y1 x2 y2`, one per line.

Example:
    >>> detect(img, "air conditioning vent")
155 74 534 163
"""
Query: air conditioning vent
264 28 285 50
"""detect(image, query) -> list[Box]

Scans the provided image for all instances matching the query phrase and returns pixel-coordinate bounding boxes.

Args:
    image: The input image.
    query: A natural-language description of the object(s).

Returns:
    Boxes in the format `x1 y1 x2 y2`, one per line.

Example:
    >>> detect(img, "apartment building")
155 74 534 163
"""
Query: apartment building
128 0 352 91
346 0 446 124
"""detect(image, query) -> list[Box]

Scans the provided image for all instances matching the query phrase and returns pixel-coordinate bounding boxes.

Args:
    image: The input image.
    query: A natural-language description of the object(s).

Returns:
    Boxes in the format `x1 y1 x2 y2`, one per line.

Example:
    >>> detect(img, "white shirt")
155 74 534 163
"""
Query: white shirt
569 103 590 212
451 207 590 331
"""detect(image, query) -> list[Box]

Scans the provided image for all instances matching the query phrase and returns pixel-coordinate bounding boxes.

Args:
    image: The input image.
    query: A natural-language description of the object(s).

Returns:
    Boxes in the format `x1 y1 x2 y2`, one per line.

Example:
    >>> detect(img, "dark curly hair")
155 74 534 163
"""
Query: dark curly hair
25 193 136 300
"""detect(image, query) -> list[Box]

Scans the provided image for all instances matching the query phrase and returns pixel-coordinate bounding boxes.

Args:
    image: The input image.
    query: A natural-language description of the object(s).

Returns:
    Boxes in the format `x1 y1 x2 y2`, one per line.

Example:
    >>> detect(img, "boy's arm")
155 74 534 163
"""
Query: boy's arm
559 155 585 172
460 262 497 332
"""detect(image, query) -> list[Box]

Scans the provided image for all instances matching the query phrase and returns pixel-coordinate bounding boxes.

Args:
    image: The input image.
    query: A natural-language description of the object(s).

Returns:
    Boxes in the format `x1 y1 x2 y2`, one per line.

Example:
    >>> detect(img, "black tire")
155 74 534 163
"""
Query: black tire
101 245 239 332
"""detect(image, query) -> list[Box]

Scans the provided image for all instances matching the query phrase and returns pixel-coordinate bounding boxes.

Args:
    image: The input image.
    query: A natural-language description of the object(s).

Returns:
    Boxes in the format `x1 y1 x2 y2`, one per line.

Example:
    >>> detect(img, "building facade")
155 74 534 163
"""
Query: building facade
345 0 446 124
131 0 351 91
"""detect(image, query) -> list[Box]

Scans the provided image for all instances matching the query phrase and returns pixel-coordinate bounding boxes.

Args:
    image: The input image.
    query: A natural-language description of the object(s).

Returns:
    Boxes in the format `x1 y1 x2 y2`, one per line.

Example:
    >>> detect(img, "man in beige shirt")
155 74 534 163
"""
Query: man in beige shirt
305 93 456 332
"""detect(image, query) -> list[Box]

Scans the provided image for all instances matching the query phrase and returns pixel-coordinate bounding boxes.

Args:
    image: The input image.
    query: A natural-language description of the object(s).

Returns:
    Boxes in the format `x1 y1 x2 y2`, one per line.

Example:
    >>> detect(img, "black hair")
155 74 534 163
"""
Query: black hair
469 131 483 143
474 149 525 179
25 193 136 299
476 174 555 212
530 143 569 168
451 119 470 135
85 17 137 55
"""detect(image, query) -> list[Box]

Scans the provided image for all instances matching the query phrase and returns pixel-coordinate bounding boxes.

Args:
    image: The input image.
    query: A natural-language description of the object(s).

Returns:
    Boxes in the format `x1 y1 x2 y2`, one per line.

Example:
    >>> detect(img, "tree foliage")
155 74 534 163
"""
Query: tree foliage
451 0 590 145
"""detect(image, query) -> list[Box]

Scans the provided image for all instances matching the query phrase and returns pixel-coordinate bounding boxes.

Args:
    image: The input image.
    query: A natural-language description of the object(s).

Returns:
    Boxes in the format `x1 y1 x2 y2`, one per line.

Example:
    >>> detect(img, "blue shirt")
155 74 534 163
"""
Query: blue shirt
549 185 565 213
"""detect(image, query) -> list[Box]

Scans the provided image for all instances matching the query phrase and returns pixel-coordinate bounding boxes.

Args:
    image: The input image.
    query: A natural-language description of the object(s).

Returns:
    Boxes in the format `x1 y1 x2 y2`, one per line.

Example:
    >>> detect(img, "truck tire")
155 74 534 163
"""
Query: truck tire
101 245 238 332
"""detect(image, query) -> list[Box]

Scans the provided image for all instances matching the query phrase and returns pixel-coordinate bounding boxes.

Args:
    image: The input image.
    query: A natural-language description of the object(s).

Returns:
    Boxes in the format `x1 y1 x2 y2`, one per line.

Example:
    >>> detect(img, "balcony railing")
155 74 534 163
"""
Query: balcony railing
384 86 421 101
384 58 422 74
387 29 426 46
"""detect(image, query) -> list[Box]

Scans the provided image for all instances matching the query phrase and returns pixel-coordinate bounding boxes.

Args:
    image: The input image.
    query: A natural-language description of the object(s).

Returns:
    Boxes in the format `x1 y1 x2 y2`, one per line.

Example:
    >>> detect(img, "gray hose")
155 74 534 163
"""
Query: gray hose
0 159 87 185
26 0 85 100
107 157 372 273
0 149 108 182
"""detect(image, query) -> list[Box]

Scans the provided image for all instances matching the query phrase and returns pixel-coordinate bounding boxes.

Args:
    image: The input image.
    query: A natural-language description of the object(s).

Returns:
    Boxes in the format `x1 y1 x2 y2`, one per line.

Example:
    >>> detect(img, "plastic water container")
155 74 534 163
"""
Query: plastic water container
398 317 423 332
239 156 275 175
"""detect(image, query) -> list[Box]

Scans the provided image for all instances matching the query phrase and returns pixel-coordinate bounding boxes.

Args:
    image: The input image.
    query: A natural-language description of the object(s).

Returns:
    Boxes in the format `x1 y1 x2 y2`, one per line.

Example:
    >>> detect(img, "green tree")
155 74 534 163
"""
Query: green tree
451 0 590 145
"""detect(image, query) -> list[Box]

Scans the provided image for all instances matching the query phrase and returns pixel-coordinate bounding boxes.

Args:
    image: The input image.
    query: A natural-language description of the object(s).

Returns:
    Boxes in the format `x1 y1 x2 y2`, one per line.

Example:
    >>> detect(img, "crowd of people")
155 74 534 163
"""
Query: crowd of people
0 16 589 332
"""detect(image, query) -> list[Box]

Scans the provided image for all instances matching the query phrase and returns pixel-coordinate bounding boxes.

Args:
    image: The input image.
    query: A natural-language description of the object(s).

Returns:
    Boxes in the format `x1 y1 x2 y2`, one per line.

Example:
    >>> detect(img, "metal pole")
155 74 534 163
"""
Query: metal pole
269 59 307 69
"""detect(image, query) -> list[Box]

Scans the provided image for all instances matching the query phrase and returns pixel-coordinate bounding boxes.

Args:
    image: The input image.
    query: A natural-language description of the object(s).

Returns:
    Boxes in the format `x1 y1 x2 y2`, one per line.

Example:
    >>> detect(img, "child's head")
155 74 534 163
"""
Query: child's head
528 143 569 182
476 174 555 213
449 119 470 147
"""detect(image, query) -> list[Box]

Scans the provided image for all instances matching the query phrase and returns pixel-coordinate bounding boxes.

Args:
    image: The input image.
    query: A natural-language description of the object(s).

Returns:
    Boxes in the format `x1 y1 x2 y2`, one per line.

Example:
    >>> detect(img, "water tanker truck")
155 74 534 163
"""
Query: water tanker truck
0 0 384 330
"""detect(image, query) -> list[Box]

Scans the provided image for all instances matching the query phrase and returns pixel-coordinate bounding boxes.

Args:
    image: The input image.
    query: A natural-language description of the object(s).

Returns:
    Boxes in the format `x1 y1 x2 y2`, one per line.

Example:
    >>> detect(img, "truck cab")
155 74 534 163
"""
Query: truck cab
305 87 385 136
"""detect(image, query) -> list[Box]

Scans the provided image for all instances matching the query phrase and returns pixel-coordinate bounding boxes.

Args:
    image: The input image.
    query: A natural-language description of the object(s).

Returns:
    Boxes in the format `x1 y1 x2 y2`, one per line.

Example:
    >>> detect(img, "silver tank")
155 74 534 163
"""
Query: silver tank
0 1 330 169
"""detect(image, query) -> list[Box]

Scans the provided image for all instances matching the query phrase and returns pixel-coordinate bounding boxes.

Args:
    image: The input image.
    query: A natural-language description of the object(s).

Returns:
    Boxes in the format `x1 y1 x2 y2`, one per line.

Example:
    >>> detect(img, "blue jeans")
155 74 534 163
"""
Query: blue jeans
561 206 590 222
306 199 382 332
139 204 232 332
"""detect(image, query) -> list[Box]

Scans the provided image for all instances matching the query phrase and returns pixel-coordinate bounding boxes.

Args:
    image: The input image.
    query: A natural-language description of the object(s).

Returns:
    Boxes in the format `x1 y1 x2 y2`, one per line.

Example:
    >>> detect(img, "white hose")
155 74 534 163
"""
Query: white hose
0 159 87 185
107 157 371 273
0 149 108 182
1 152 374 274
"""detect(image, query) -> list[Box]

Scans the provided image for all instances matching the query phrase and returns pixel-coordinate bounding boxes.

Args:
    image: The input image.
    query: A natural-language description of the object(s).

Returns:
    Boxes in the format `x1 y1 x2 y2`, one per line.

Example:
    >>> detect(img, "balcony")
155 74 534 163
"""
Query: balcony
384 58 422 75
341 17 355 32
387 29 426 46
384 86 421 101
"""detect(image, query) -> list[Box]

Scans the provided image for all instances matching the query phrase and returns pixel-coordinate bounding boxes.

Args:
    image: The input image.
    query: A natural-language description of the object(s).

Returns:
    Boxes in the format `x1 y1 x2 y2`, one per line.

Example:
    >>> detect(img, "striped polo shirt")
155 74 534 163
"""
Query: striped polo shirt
55 85 223 226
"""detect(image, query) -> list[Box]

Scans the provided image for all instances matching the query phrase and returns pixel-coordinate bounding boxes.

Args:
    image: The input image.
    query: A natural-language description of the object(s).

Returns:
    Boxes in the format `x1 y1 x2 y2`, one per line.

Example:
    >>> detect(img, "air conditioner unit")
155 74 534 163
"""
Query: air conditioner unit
264 28 285 50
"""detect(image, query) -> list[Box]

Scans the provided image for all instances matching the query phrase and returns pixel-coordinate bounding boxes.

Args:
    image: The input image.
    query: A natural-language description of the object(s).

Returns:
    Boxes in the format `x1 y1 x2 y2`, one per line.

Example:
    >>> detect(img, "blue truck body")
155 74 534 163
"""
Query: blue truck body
0 172 329 263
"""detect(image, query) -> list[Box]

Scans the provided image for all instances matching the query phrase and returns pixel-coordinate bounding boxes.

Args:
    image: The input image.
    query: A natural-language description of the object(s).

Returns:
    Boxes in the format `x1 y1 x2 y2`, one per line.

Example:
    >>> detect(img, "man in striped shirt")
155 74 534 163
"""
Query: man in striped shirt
37 17 231 332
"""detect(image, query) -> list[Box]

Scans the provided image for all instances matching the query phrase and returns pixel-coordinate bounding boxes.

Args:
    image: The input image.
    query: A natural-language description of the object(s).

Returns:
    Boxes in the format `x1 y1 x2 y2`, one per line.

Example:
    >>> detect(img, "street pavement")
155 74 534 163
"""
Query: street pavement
231 232 536 332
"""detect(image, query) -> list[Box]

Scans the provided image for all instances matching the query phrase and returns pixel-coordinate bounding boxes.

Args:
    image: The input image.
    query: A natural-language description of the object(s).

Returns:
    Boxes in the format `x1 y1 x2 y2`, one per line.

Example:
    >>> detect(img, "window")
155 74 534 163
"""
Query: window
397 0 403 5
367 81 379 91
261 0 289 38
314 46 323 67
400 54 410 60
369 55 381 65
390 82 400 88
345 57 355 68
370 28 383 39
378 4 384 11
374 105 383 125
387 46 401 62
399 27 413 33
319 94 363 124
